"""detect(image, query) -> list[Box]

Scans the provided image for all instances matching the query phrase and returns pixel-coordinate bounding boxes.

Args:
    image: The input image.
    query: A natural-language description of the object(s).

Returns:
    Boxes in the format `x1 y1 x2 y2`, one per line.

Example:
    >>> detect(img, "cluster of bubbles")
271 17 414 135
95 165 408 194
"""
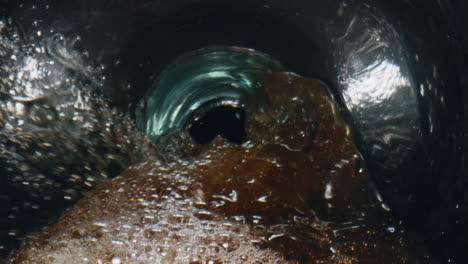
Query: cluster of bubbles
0 17 160 255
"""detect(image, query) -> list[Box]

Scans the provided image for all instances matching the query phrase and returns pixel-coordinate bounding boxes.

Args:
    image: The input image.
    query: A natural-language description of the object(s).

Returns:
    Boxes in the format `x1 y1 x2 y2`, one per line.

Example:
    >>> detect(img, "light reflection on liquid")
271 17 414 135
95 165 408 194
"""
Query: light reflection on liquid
331 9 421 170
342 59 411 109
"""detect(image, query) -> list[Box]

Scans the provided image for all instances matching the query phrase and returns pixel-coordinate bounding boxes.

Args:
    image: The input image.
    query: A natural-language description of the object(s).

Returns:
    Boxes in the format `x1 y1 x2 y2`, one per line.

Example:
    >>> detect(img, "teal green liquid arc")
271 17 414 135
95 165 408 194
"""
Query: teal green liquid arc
135 46 285 144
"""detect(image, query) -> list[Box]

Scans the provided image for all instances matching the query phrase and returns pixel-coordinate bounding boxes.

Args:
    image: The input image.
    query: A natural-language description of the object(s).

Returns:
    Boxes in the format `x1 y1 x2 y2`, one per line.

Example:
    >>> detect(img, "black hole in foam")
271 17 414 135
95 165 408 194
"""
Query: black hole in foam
188 106 246 145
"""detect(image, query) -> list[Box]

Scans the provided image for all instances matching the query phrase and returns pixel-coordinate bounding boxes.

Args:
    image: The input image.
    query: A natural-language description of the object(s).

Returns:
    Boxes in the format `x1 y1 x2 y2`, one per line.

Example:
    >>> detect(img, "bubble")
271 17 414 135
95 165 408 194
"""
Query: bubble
29 102 58 127
111 257 121 264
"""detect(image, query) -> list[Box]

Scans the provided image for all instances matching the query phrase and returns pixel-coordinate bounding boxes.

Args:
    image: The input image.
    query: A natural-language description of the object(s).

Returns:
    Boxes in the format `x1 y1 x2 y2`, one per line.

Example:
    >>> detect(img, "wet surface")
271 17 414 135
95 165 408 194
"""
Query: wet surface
6 72 433 263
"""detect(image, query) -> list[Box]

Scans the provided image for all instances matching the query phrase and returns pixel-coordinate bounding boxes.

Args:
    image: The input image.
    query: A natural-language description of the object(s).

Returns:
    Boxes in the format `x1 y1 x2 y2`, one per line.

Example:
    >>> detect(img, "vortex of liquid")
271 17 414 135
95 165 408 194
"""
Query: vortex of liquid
135 46 284 144
6 47 435 263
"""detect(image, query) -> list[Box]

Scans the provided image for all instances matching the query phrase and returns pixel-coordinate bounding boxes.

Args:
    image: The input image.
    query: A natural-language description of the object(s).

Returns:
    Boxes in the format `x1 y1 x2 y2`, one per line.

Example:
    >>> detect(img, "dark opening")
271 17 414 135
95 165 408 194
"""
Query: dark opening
188 106 247 145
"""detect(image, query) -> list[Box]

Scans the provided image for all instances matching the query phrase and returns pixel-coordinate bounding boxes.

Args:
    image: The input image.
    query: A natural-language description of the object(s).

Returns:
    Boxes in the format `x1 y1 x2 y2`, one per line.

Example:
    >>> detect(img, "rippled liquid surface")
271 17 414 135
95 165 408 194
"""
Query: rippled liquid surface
6 72 433 264
0 17 162 254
